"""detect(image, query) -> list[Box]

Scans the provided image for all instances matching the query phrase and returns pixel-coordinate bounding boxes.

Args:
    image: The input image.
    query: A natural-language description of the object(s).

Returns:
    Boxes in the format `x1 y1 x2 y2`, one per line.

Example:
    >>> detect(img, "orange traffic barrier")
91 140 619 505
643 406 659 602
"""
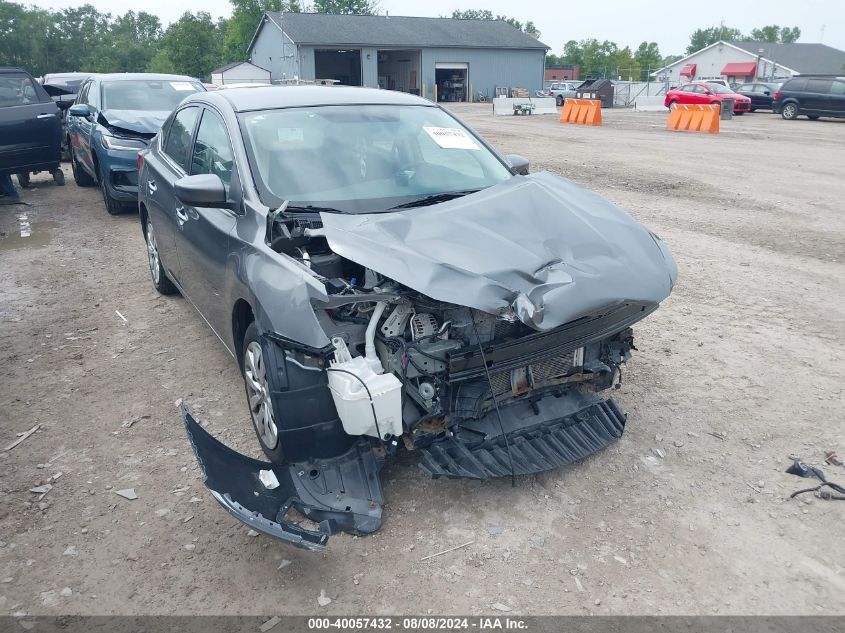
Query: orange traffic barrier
666 103 720 134
560 98 602 126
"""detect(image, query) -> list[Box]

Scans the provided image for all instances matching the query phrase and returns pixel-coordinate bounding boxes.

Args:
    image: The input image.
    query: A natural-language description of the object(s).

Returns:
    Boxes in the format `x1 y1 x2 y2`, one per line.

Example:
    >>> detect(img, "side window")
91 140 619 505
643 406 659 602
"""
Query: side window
831 81 845 95
190 110 234 193
786 78 807 91
807 79 832 93
737 84 752 92
692 85 707 94
76 82 89 105
163 106 200 172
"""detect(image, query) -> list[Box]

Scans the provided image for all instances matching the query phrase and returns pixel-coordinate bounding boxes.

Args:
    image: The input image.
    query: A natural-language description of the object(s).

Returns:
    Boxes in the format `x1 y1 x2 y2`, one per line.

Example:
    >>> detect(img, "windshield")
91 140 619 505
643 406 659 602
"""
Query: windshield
101 79 203 111
239 104 513 213
709 84 735 94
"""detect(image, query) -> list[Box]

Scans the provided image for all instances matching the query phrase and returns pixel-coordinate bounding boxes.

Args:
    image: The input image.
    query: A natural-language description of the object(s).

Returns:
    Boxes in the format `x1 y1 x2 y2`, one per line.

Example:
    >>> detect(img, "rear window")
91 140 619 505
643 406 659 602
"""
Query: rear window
832 81 845 95
0 71 41 107
101 79 203 111
783 78 807 91
806 79 833 93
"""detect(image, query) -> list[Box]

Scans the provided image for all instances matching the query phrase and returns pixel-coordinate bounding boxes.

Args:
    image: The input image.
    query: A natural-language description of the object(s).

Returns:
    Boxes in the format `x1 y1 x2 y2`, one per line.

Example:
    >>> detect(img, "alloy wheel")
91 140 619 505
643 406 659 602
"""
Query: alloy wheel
244 341 278 449
146 220 160 285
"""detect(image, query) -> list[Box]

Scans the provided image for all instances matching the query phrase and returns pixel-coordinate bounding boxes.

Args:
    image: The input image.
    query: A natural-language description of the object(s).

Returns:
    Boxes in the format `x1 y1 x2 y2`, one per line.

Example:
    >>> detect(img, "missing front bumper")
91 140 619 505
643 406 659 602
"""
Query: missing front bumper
181 406 384 551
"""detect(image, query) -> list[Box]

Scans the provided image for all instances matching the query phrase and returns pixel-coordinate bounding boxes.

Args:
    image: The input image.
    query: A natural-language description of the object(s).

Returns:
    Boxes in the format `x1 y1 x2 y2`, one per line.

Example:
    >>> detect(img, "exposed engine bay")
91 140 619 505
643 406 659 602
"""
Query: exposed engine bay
182 172 677 551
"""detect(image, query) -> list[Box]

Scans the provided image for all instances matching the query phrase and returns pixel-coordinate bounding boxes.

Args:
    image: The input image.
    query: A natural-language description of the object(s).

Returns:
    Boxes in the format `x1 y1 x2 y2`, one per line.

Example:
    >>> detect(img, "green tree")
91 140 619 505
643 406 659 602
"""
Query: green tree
662 53 683 67
524 21 540 39
49 5 112 72
450 9 541 37
93 11 162 72
153 11 222 80
561 39 622 78
450 9 493 20
222 1 302 64
686 26 744 54
750 25 801 43
313 0 379 14
634 41 661 80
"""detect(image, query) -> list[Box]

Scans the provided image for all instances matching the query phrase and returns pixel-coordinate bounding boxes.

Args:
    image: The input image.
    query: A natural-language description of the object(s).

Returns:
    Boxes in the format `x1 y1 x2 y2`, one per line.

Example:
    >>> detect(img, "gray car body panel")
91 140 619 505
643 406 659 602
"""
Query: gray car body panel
319 171 677 331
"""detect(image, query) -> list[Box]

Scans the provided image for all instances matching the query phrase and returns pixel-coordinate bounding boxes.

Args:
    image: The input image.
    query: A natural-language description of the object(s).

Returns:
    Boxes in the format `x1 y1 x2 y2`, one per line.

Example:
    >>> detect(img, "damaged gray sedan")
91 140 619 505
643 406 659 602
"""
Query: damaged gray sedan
137 86 677 550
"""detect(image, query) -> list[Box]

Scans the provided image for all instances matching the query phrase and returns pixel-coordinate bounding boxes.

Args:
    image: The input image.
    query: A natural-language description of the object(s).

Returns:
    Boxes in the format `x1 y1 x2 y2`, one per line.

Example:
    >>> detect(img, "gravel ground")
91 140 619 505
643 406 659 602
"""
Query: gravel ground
1 106 843 617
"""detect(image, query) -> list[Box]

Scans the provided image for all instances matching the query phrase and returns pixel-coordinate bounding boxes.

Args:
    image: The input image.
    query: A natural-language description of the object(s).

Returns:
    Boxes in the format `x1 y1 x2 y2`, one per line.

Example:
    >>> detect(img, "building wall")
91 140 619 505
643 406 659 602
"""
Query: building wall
420 48 544 100
545 65 580 81
660 43 795 84
212 64 271 85
250 21 301 81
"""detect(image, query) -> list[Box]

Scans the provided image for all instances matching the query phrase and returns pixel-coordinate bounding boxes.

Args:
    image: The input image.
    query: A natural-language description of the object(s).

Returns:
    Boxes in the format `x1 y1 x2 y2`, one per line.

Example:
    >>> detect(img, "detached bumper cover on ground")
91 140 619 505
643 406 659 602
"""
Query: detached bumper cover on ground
182 406 384 551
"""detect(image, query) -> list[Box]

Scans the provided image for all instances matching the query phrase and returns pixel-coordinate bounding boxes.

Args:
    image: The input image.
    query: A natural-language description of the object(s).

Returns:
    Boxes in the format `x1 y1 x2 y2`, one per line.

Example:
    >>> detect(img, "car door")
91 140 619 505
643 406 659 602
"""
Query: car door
71 80 99 175
0 70 60 173
804 79 832 114
829 80 845 116
174 106 238 335
145 105 202 288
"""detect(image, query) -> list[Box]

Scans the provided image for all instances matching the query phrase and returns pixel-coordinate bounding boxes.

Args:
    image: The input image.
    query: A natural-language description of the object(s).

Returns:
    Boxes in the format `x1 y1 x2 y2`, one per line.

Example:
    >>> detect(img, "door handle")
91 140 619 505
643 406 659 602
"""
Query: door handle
147 180 157 194
37 113 56 119
175 206 189 224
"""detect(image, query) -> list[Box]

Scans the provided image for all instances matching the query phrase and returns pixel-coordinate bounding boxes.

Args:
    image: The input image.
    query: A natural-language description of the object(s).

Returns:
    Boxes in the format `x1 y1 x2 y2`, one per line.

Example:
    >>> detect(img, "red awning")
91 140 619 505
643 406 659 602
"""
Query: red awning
679 63 696 77
721 62 757 76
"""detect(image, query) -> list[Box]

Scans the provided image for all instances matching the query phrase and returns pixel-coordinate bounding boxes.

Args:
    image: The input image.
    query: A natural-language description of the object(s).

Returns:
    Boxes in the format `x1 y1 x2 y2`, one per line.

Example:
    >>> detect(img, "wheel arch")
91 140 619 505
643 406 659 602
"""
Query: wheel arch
232 299 255 371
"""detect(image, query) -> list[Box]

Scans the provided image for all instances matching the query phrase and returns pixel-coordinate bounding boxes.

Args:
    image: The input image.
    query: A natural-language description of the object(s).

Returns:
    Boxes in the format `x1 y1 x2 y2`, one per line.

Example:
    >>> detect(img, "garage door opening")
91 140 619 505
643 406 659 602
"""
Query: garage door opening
435 63 468 102
377 49 421 95
315 49 362 86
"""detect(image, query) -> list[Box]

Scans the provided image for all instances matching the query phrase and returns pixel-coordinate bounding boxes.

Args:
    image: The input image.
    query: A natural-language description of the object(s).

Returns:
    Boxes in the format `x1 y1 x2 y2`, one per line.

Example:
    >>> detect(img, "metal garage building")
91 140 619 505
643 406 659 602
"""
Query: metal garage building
211 61 271 85
247 12 548 101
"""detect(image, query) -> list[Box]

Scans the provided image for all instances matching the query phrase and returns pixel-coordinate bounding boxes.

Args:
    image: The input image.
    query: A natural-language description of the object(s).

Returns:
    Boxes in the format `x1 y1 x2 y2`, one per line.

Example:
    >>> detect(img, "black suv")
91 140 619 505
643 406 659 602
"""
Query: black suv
773 76 845 120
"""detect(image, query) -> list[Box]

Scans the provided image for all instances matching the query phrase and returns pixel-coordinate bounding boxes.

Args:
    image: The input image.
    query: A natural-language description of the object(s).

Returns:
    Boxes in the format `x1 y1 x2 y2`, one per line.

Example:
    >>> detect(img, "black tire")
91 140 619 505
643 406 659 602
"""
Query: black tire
16 173 30 189
99 164 122 215
143 217 178 295
734 111 744 116
556 95 564 107
781 102 799 120
668 100 678 110
749 107 756 112
242 321 284 463
52 169 65 186
71 152 95 186
808 115 820 120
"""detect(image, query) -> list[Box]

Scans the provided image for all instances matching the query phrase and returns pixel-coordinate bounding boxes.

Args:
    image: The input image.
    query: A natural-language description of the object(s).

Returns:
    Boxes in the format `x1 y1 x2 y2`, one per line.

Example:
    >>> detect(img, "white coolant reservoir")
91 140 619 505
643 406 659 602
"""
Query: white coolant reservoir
327 337 403 439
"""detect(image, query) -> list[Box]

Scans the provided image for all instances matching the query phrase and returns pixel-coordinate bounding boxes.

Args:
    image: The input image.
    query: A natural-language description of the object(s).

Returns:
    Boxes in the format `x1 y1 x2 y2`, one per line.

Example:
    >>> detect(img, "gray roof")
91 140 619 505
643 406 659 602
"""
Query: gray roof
193 84 434 113
265 11 548 50
729 41 845 74
212 61 269 75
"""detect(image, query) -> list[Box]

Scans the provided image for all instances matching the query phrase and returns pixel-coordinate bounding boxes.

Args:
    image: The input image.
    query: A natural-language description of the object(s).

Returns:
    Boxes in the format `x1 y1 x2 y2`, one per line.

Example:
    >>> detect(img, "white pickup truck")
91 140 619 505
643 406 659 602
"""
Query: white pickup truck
546 81 580 106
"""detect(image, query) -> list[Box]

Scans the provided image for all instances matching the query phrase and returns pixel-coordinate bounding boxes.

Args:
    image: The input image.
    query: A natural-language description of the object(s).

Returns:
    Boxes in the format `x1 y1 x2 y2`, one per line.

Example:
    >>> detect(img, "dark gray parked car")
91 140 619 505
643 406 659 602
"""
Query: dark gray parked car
138 86 677 550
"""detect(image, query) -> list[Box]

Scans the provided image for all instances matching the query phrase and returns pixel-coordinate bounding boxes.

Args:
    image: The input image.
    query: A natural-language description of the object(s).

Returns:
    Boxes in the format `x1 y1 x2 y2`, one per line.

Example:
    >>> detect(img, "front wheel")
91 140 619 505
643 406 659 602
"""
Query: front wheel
16 173 30 189
807 115 820 120
781 102 799 120
71 152 95 186
52 169 65 186
242 322 284 463
144 218 177 295
668 100 678 110
99 165 122 215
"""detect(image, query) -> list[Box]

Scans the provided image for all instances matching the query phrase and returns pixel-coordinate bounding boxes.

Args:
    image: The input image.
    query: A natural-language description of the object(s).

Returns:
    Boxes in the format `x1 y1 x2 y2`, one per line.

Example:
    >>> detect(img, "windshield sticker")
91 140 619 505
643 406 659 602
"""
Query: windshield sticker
423 126 480 150
278 127 305 143
170 82 196 91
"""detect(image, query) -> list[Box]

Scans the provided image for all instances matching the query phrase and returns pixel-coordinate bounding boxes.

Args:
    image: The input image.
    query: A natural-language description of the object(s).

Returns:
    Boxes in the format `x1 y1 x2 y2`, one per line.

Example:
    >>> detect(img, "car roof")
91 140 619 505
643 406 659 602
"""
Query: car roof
94 73 201 83
186 85 435 112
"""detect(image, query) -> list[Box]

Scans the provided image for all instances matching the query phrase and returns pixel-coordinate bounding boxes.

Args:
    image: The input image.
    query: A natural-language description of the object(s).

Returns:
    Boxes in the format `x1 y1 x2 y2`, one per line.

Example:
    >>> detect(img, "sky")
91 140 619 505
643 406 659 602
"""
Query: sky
28 0 845 57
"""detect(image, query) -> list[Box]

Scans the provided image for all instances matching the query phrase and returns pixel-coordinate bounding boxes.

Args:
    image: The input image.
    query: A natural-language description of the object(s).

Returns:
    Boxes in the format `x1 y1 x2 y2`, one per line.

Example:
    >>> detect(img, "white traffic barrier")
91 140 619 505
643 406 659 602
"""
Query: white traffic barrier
633 96 667 112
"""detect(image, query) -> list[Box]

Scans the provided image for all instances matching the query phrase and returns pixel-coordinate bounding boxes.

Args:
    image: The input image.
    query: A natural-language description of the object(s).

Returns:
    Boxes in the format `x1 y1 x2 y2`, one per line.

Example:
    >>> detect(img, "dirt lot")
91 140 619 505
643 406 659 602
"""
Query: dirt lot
1 106 844 617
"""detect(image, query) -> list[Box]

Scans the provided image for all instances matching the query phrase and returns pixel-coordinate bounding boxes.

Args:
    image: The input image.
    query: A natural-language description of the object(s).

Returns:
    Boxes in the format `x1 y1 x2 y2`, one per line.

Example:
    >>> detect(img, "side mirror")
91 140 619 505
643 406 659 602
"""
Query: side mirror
68 103 91 118
504 154 530 175
175 174 232 209
55 99 73 112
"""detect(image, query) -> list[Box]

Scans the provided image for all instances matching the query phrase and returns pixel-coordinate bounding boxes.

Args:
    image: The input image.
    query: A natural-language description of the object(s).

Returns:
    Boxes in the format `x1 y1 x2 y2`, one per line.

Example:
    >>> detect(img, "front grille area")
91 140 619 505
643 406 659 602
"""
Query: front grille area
487 349 578 398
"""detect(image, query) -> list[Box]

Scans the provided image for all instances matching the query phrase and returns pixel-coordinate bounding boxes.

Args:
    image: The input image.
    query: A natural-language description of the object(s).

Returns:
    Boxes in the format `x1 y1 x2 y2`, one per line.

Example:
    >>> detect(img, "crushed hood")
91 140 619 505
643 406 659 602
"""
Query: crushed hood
99 109 170 135
319 172 677 331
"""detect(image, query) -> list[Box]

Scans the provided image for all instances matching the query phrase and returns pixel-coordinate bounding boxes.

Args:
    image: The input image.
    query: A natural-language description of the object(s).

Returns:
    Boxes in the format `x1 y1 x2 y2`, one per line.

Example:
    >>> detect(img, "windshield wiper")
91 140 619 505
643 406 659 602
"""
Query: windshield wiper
284 204 345 214
387 189 480 210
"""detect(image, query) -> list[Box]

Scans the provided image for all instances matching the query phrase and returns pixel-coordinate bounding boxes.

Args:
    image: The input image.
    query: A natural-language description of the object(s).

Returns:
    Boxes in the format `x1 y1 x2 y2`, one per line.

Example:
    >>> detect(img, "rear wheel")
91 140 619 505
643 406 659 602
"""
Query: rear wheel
71 152 95 186
242 322 284 463
16 173 30 189
52 169 65 186
99 164 122 215
781 102 799 120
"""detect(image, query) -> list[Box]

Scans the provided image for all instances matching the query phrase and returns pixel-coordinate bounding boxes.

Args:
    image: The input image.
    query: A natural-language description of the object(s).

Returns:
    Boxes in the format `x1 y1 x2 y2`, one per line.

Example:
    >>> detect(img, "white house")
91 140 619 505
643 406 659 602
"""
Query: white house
210 61 272 86
653 40 845 85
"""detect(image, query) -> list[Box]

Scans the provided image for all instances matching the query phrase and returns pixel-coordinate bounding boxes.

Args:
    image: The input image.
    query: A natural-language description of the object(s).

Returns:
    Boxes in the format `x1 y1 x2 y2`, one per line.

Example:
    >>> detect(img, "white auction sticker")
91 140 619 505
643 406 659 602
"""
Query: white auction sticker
423 126 480 150
170 82 196 91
